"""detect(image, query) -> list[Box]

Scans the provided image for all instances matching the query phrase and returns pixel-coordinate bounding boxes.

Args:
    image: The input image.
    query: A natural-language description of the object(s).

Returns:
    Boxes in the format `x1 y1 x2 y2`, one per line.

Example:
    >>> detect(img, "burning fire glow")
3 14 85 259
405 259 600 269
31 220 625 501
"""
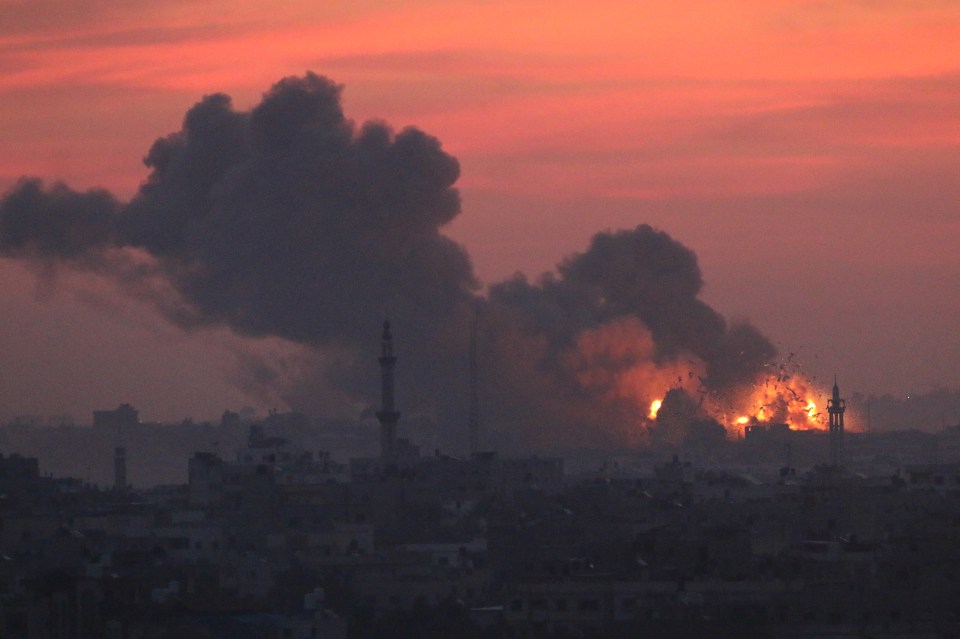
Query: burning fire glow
648 399 662 420
717 370 826 434
643 357 827 438
571 318 827 442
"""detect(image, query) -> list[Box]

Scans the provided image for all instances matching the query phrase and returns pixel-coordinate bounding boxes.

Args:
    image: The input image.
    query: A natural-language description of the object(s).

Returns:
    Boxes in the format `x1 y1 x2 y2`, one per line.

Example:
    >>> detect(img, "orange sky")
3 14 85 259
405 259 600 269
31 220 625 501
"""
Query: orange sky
1 0 959 421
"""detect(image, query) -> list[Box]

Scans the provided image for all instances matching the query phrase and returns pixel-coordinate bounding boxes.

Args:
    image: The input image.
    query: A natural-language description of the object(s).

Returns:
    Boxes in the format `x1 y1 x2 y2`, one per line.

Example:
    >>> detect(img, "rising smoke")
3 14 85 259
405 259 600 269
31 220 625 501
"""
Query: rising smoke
0 72 777 451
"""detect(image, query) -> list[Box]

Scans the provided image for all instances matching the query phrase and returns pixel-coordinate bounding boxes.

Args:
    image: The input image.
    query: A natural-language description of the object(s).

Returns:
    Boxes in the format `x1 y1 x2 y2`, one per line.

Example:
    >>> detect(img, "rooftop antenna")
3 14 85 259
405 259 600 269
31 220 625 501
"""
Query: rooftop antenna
468 301 481 456
377 319 400 463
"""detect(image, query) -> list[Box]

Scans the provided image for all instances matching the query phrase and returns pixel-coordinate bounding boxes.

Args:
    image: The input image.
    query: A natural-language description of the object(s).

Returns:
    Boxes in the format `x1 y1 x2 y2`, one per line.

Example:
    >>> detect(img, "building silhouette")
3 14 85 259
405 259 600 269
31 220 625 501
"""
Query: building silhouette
92 403 139 429
113 446 127 491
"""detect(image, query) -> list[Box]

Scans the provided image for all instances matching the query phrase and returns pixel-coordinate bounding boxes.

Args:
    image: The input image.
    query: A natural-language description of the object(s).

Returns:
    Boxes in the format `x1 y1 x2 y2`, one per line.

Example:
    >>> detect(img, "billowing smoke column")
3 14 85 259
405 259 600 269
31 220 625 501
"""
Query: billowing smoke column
0 72 778 451
481 226 777 448
0 73 476 415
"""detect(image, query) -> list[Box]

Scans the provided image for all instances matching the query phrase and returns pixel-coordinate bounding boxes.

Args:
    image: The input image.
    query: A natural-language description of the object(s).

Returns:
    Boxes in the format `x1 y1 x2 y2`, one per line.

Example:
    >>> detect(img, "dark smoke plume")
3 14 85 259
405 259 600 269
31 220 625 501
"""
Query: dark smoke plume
0 72 777 451
480 226 776 448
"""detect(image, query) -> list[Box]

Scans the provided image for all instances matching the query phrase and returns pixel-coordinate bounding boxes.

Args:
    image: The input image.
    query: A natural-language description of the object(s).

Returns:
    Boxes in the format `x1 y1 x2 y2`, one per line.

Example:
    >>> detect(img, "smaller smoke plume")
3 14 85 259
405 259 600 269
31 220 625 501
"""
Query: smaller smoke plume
479 225 779 449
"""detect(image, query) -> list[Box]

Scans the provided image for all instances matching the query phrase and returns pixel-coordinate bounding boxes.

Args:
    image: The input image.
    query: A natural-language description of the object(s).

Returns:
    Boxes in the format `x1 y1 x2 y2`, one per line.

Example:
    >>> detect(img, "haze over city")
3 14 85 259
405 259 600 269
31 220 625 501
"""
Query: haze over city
1 0 959 429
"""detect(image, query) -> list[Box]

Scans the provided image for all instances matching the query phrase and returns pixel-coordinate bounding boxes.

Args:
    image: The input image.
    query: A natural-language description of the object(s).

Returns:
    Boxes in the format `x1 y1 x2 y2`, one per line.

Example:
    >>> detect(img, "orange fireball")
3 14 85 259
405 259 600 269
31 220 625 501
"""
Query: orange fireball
648 399 663 420
713 371 826 434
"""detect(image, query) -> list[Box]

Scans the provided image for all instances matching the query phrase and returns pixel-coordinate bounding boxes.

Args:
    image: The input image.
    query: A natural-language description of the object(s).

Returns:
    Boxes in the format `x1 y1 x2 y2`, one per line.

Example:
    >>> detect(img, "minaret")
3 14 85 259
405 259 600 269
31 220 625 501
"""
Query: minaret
376 320 400 462
827 377 845 467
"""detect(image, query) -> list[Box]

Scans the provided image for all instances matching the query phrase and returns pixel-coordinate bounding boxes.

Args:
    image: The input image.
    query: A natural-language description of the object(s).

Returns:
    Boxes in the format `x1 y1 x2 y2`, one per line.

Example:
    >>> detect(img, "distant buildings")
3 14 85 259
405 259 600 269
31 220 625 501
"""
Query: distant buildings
92 403 139 429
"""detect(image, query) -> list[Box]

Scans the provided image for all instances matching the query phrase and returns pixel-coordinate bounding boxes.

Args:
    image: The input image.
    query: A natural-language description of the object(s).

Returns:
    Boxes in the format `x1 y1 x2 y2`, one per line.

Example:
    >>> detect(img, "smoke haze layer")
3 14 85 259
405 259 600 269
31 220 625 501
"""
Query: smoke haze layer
0 72 777 450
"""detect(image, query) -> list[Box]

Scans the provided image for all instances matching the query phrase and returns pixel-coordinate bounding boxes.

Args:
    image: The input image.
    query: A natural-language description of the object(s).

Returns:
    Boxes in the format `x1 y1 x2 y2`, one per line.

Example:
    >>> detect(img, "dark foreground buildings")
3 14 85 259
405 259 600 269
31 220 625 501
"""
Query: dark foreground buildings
1 328 960 638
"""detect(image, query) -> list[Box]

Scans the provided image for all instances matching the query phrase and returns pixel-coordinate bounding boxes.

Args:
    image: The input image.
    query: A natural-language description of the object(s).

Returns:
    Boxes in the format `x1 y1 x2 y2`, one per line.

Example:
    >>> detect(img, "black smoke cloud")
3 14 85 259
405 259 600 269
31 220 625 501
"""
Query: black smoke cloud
0 179 119 260
480 226 775 448
0 72 776 451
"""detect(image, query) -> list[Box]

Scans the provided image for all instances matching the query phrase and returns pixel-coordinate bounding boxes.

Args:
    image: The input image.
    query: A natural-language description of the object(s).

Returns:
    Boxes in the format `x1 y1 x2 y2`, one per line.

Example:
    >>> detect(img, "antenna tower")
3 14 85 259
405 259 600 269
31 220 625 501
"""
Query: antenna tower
468 302 480 456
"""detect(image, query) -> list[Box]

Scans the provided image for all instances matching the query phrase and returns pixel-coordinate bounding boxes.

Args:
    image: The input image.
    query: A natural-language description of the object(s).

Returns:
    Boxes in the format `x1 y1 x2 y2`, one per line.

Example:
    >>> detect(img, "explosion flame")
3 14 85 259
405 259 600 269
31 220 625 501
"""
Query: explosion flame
721 371 826 433
648 399 663 420
645 353 827 440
